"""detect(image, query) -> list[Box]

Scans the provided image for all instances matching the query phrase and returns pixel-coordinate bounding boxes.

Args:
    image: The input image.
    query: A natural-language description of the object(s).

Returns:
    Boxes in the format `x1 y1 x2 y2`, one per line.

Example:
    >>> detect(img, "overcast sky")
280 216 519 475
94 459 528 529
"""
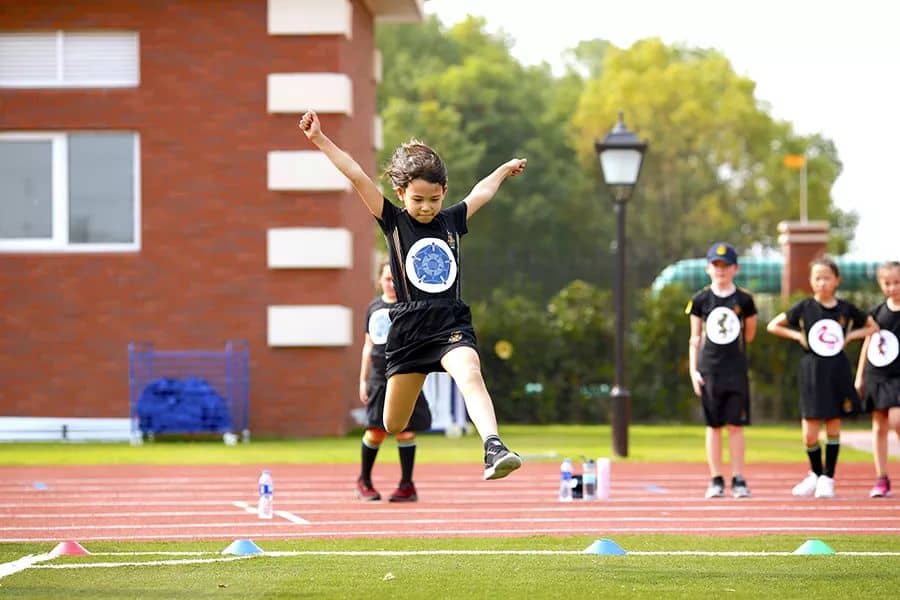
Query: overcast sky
426 0 899 260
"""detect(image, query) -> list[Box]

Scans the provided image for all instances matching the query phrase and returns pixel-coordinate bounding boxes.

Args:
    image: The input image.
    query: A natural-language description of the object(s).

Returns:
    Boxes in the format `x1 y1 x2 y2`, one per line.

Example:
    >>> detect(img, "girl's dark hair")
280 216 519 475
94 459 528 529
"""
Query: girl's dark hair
384 139 447 191
810 255 840 278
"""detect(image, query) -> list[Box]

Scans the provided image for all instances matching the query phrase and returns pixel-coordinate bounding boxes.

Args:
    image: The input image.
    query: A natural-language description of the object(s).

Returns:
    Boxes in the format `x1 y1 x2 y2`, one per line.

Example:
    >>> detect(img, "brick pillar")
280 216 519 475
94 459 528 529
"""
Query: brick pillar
778 220 830 302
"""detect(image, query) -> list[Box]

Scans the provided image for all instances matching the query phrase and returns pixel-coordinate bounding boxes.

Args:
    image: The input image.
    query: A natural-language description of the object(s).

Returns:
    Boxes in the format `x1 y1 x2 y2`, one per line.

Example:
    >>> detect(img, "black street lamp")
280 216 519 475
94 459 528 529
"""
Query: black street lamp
594 112 648 458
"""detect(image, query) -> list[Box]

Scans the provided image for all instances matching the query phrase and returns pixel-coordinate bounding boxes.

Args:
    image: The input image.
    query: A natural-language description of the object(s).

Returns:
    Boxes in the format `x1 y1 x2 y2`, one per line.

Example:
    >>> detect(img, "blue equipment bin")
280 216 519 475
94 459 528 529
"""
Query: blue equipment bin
128 341 249 440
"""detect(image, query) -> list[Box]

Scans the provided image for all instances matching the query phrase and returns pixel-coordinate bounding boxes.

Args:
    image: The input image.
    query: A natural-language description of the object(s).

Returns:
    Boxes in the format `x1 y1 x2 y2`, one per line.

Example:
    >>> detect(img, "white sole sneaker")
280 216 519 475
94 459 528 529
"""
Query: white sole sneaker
792 472 819 497
814 475 835 498
483 452 523 480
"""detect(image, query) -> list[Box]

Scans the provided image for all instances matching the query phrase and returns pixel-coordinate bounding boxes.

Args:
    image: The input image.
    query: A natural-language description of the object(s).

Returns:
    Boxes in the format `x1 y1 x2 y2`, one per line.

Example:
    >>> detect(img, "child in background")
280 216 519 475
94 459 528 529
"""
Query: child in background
855 260 900 498
687 242 758 499
357 260 432 502
767 256 877 498
299 110 525 480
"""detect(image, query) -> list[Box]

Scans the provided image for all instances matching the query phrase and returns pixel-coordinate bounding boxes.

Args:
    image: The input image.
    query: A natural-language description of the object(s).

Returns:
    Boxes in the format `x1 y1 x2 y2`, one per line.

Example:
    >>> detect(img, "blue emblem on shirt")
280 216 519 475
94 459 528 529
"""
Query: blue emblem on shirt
412 242 452 284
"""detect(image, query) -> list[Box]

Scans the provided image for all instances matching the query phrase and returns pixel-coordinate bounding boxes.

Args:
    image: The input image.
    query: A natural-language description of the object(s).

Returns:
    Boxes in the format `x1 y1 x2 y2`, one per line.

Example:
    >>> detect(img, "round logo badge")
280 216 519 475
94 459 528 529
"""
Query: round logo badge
405 237 458 293
807 318 844 357
705 306 741 345
867 330 899 367
367 308 392 345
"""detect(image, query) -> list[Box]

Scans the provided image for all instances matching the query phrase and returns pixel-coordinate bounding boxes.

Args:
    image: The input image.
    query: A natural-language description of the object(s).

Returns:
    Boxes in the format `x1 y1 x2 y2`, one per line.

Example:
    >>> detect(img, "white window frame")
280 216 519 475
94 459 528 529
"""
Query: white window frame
0 131 141 253
0 31 139 88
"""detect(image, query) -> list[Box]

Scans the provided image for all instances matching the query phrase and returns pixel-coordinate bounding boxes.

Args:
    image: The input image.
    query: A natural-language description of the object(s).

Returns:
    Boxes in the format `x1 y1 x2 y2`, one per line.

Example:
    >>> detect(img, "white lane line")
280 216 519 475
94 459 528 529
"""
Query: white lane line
275 510 310 525
231 501 309 524
0 552 56 580
3 525 900 542
32 556 255 569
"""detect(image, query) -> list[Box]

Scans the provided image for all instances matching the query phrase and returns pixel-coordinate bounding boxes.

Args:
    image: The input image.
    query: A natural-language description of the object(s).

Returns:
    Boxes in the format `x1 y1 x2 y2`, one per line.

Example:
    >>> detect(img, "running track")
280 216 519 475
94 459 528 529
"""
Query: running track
0 462 897 543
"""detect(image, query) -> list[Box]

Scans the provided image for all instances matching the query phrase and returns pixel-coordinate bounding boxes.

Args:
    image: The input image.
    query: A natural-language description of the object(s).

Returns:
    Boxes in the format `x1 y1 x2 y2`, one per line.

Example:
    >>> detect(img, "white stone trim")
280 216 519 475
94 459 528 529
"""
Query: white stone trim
373 116 383 151
373 50 383 83
267 0 352 38
267 73 352 115
267 150 351 191
267 305 353 346
267 227 352 269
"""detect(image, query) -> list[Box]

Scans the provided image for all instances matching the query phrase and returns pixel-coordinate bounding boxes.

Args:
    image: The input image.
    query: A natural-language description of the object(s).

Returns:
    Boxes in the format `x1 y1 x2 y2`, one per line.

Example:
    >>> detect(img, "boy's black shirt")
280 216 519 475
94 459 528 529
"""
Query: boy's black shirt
688 286 757 373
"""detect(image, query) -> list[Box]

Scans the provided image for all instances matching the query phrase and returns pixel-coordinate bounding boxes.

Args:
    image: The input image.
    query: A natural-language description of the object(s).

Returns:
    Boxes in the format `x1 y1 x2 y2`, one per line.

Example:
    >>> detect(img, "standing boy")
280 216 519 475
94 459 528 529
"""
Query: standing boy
687 243 758 498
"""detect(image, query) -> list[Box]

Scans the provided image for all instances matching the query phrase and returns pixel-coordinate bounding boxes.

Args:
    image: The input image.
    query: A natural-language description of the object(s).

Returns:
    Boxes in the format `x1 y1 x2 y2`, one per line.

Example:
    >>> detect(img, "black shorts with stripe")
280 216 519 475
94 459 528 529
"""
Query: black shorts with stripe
385 299 478 377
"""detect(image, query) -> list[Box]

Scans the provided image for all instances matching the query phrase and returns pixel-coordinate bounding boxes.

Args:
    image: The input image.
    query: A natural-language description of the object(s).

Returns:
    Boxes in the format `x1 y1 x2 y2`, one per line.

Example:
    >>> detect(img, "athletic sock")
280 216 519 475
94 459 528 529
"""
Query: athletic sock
397 441 416 483
806 444 823 476
360 440 379 482
824 438 840 478
484 434 502 449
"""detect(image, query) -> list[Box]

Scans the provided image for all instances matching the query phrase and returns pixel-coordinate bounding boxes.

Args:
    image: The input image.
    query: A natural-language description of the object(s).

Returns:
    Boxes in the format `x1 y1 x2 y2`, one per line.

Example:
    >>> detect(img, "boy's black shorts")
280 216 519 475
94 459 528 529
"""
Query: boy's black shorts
364 378 432 431
385 299 478 377
700 370 750 427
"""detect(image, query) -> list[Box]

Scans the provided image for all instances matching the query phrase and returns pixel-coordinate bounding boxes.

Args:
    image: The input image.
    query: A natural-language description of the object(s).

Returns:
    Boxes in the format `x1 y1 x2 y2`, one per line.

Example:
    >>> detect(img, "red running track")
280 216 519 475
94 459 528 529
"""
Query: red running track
0 462 897 542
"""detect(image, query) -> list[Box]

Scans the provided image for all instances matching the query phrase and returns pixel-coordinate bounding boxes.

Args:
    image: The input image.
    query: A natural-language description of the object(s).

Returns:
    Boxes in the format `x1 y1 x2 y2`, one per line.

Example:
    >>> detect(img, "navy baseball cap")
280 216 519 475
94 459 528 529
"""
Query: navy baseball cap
707 242 738 265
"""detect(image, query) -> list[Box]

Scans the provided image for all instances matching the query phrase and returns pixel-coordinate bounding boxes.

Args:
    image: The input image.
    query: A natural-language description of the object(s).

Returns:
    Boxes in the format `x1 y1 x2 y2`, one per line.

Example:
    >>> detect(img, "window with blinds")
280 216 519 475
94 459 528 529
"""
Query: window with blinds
0 31 139 87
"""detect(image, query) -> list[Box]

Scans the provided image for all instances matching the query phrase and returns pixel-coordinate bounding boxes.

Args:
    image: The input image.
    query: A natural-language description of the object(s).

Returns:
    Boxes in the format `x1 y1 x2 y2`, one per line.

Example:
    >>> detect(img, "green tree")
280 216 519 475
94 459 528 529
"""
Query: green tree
572 38 852 286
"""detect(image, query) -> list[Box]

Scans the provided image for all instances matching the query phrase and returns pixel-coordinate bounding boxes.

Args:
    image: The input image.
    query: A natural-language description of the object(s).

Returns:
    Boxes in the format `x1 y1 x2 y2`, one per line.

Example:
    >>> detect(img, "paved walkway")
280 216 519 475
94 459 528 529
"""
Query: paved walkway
842 430 900 457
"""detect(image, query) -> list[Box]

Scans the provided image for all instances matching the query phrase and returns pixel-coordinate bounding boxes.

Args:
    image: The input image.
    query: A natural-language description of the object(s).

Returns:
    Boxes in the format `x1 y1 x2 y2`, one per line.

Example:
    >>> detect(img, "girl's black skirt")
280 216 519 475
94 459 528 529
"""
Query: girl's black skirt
798 352 860 419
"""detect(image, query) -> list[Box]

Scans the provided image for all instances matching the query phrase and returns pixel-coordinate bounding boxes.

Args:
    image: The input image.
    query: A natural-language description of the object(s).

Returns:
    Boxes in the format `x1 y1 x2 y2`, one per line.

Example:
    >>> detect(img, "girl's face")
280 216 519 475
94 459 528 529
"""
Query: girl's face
810 264 839 299
378 264 396 301
398 178 446 224
877 266 900 303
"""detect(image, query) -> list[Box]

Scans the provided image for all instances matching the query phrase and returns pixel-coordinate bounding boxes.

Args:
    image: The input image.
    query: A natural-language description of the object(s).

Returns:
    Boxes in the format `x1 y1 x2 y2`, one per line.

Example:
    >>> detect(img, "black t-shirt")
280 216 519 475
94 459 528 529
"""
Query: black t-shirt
688 286 758 373
376 197 468 303
864 302 900 380
784 298 868 357
364 296 393 378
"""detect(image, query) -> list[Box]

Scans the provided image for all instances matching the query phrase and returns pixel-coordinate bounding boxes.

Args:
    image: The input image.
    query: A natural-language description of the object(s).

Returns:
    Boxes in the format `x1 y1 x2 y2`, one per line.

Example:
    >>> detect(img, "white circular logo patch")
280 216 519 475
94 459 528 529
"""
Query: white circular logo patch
867 330 899 367
807 318 844 357
705 306 741 345
367 308 392 345
405 237 458 293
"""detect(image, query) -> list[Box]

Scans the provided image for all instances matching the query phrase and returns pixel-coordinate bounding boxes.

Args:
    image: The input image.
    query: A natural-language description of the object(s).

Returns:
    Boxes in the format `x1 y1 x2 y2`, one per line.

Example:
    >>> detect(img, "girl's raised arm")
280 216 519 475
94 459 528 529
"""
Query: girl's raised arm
299 111 384 219
462 158 527 220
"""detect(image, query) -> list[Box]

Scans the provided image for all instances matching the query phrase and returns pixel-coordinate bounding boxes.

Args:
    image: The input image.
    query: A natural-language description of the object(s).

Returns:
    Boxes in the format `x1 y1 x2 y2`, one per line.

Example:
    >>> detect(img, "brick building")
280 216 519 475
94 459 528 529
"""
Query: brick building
0 0 424 436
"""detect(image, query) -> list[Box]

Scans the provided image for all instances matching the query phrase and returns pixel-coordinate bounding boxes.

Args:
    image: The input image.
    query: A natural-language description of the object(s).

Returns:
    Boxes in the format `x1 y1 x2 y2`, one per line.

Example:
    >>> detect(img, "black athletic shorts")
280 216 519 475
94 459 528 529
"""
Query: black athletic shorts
385 299 478 377
699 370 751 427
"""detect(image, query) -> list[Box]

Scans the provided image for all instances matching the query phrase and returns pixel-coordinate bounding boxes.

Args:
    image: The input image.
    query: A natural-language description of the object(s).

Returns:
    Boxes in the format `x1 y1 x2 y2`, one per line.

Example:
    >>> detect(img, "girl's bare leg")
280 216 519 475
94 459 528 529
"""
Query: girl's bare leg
706 427 723 478
873 410 889 476
727 424 745 477
383 373 427 434
440 346 498 441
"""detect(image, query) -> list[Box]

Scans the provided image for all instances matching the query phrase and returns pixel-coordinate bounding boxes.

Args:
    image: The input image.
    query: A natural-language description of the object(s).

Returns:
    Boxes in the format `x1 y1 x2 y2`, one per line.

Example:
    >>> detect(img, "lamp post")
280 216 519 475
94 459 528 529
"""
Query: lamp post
594 112 647 458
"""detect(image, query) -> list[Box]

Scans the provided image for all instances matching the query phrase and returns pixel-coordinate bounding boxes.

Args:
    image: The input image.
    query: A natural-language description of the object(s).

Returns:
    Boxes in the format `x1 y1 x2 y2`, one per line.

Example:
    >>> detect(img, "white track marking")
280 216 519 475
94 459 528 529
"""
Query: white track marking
32 556 254 569
0 552 56 579
230 501 309 524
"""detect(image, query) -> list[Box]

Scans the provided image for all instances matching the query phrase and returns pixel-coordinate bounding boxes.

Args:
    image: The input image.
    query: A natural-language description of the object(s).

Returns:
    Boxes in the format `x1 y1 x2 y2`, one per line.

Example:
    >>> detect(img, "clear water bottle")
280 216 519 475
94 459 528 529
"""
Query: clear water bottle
582 458 597 500
558 458 573 502
597 457 611 500
257 469 273 519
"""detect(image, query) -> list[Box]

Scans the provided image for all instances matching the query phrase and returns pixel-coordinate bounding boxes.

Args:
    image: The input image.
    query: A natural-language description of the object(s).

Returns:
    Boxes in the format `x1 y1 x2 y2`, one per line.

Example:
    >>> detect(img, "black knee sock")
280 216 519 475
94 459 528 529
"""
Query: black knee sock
824 439 840 478
806 445 823 476
398 442 416 484
360 441 379 482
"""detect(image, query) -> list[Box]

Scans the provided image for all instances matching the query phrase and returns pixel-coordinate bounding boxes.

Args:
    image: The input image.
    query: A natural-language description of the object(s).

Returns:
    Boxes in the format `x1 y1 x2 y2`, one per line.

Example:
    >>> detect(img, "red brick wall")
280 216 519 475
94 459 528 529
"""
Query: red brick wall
0 0 377 436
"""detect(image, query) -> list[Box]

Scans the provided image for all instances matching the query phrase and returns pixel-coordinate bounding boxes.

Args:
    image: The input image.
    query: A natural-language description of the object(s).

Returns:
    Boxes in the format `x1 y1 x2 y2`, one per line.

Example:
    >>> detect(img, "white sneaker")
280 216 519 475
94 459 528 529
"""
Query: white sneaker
814 475 835 498
792 472 819 497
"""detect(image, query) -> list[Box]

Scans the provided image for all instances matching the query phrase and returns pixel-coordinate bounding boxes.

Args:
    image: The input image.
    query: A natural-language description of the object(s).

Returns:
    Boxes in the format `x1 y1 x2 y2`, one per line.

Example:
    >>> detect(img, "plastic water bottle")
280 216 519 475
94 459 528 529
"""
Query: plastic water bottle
582 458 597 500
257 470 273 519
558 458 573 502
597 458 611 500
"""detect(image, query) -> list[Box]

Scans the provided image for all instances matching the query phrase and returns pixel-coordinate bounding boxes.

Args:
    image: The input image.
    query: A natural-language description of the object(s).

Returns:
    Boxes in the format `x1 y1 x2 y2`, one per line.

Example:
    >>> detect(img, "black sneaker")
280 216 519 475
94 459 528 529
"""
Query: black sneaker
704 476 725 499
731 475 751 499
483 440 523 480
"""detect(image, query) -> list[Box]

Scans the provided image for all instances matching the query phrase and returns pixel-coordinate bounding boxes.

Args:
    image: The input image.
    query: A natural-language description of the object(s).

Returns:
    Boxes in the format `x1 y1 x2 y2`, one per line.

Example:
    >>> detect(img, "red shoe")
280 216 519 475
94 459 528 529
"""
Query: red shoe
388 481 418 502
355 477 381 501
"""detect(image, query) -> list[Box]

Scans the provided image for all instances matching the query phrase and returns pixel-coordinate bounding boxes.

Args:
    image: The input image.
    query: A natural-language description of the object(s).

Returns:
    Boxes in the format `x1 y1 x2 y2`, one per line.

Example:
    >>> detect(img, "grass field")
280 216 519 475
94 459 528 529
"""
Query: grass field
0 423 877 465
1 424 894 599
2 535 899 599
